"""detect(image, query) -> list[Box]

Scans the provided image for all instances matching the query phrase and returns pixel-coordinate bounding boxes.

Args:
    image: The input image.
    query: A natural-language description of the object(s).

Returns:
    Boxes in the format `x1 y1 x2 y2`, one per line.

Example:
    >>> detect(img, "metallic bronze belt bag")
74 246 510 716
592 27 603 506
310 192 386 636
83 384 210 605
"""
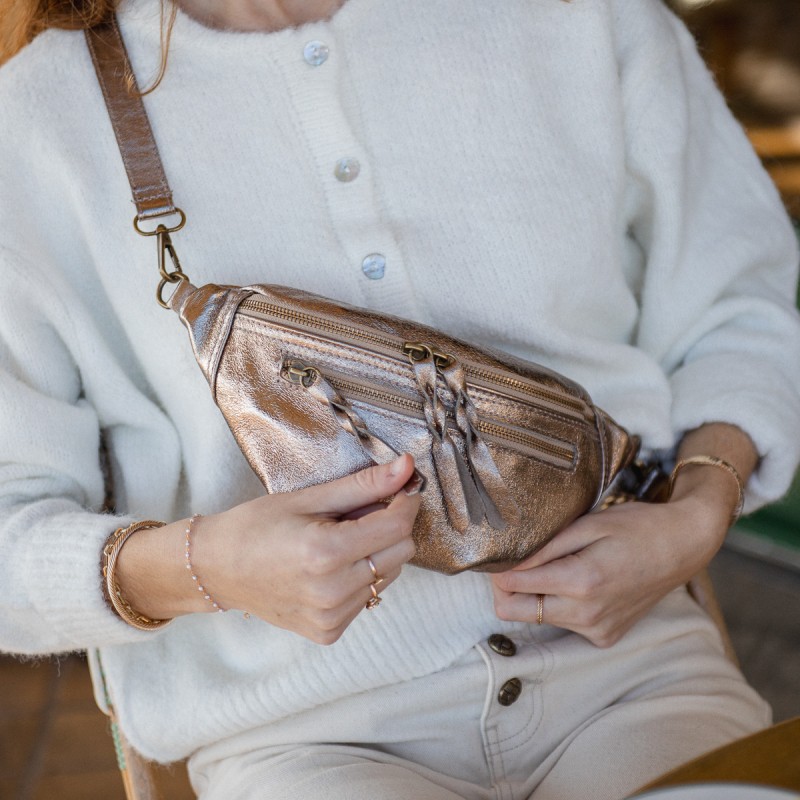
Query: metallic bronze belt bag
87 19 640 574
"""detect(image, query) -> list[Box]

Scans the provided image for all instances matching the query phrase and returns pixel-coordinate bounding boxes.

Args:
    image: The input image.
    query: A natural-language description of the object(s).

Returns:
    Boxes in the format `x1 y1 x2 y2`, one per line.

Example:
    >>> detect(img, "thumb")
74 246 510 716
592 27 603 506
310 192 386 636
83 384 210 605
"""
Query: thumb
307 454 418 517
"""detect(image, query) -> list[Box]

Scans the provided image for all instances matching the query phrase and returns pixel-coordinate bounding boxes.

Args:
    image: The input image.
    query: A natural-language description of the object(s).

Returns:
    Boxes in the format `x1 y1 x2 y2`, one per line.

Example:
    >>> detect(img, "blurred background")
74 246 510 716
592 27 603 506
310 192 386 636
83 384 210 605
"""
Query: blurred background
2 1 800 798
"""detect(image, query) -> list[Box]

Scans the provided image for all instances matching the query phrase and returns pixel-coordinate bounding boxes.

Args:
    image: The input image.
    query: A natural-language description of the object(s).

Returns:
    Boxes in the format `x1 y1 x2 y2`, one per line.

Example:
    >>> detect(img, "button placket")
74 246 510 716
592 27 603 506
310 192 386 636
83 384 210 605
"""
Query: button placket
277 31 417 312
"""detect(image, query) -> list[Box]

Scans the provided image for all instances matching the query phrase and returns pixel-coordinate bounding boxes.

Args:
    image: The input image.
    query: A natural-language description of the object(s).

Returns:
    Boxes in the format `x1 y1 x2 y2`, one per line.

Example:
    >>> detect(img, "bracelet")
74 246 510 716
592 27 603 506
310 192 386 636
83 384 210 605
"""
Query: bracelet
102 520 172 631
184 514 226 613
668 455 745 524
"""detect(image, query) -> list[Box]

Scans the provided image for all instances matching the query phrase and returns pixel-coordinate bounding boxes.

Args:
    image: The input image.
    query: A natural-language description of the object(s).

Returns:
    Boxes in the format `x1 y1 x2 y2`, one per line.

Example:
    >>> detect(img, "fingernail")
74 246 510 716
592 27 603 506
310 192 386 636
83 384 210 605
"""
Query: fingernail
387 454 407 478
403 472 425 496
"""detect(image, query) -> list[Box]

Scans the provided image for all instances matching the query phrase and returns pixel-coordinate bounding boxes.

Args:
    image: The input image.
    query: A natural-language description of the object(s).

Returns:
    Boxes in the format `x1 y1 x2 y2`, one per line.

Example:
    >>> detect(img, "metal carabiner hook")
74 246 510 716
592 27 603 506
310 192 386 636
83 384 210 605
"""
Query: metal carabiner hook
155 225 189 308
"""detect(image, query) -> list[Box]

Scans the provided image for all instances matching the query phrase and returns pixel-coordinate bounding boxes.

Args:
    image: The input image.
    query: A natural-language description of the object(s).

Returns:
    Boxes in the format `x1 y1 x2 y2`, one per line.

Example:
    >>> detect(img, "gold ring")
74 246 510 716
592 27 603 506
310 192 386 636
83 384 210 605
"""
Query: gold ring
536 594 545 626
366 556 385 586
366 582 382 610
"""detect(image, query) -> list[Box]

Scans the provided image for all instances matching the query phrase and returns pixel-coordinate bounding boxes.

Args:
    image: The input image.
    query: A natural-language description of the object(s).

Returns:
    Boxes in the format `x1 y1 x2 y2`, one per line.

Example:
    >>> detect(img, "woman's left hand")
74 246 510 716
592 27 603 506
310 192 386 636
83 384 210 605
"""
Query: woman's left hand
490 489 730 648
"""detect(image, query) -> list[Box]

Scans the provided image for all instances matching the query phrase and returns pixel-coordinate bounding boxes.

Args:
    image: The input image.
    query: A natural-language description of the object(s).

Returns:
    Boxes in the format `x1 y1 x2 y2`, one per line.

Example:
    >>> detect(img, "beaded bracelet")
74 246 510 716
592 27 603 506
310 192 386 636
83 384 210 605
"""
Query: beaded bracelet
102 520 172 631
668 455 745 525
184 514 227 613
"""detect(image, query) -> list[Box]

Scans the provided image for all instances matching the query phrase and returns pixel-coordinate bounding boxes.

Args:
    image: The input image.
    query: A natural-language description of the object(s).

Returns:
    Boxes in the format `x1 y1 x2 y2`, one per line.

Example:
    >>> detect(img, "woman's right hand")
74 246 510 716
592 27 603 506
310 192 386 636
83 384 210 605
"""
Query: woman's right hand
114 454 421 644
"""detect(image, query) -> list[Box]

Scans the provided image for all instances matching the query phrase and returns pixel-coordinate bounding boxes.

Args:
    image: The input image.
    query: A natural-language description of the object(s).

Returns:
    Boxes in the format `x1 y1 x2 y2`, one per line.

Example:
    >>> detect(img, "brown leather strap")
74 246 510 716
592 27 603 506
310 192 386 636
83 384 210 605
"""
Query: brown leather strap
85 16 176 221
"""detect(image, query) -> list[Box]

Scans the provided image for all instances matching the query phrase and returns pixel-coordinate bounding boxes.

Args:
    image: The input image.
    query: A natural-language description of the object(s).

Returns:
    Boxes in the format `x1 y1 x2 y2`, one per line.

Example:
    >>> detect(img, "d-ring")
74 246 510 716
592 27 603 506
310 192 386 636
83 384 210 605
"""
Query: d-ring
366 556 385 586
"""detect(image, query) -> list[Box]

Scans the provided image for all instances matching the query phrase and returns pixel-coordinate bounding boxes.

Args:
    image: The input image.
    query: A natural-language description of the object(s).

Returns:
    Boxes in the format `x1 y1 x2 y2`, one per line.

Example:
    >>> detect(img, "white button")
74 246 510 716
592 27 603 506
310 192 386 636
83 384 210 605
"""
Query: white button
303 41 329 66
334 158 361 182
361 253 386 280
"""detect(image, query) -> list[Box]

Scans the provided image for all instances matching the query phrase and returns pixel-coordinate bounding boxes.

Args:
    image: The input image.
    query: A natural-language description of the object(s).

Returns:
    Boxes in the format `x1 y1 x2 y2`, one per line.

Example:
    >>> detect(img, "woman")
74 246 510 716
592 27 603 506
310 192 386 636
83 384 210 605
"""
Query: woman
1 0 799 797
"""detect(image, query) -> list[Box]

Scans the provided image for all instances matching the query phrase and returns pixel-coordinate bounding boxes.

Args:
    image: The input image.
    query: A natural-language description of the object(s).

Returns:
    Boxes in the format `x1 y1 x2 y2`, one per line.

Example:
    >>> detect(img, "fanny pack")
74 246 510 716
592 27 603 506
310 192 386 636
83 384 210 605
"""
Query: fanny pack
86 17 640 573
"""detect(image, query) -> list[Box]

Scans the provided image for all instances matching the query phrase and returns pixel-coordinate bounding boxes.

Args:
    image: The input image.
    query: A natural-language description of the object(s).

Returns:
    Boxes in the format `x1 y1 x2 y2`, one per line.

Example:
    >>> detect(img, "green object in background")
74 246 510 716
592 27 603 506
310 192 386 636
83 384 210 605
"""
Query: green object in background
734 472 800 570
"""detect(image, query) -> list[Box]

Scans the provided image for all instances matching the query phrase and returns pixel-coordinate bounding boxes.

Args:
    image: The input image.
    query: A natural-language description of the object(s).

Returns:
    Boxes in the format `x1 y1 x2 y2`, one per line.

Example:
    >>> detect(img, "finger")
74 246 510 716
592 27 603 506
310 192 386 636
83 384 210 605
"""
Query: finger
492 554 592 597
347 539 414 587
303 454 418 517
493 583 565 627
338 488 421 557
511 516 609 570
341 501 390 521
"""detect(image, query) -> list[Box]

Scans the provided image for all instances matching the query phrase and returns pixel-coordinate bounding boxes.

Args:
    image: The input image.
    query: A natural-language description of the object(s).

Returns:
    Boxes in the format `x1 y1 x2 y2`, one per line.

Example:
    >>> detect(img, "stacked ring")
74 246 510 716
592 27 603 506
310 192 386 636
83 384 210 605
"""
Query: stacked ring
366 556 385 586
365 555 385 610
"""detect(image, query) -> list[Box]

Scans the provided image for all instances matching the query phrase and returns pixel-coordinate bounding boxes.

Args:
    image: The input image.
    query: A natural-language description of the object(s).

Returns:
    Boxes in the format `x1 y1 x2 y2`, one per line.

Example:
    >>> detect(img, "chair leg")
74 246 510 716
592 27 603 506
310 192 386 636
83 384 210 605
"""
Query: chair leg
687 568 739 666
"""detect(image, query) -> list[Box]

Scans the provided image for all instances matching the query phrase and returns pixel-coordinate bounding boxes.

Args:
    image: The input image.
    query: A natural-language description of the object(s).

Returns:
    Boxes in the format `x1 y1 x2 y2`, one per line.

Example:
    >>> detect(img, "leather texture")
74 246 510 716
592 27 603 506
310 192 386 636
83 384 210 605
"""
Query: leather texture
169 280 639 573
85 20 176 220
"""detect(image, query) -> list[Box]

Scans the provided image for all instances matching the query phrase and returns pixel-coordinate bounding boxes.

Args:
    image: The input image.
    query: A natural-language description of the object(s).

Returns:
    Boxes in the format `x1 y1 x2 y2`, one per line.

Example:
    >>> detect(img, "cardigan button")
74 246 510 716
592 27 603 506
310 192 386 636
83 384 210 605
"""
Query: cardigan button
488 634 517 657
361 253 386 280
303 40 329 66
334 157 360 182
498 678 522 706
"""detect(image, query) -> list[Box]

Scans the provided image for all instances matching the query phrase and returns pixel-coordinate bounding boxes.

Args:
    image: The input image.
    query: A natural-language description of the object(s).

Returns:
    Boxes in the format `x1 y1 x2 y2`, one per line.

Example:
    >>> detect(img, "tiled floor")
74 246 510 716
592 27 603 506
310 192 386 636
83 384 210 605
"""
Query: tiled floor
1 546 798 800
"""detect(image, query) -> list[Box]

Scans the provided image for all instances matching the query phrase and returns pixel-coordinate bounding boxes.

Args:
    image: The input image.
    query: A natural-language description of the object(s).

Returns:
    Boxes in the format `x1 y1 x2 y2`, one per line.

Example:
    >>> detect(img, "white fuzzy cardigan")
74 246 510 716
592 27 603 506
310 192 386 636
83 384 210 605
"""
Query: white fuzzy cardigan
0 0 799 760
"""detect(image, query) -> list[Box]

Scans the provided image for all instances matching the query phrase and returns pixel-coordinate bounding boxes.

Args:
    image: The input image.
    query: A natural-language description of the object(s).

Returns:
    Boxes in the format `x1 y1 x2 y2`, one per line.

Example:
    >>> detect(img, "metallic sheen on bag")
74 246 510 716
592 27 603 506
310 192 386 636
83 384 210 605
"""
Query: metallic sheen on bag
169 281 639 574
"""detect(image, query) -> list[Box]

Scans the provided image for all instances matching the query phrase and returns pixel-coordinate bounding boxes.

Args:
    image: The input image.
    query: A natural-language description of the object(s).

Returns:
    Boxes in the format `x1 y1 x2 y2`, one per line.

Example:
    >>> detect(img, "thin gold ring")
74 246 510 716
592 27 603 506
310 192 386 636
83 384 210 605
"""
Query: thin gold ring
366 556 385 586
536 594 545 626
366 583 382 610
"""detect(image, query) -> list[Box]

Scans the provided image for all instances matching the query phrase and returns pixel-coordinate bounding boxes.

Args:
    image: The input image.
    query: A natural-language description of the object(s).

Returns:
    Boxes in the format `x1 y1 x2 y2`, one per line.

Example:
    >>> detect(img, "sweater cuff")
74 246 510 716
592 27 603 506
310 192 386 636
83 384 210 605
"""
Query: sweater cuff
19 499 163 651
670 356 800 513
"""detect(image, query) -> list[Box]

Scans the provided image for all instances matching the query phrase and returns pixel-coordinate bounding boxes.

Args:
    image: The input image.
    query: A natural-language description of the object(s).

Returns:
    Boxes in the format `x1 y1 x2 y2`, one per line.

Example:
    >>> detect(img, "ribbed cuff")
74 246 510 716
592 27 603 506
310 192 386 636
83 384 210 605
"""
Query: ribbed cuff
20 499 162 651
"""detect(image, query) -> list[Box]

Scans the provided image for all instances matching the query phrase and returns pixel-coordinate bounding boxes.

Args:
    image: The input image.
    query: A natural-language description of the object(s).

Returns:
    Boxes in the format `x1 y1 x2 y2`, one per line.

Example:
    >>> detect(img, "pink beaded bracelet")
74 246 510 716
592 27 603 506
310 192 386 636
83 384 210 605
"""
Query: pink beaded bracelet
184 514 226 613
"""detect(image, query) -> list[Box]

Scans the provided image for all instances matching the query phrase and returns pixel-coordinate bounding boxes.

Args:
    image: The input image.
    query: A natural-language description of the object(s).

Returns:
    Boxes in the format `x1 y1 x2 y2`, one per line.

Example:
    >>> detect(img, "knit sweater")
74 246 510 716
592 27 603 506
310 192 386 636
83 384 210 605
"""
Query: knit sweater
1 0 799 761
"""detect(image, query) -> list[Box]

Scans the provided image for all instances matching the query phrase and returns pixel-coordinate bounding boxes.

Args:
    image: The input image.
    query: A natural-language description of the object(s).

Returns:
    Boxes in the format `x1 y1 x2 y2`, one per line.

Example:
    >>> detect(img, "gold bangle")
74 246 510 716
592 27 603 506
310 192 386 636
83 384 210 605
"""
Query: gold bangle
101 520 172 631
668 455 745 524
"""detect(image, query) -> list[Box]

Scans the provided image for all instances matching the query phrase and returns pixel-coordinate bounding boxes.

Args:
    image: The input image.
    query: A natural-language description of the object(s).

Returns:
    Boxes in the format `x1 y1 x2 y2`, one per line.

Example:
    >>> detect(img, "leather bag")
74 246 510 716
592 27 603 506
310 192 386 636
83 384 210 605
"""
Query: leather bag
86 17 640 574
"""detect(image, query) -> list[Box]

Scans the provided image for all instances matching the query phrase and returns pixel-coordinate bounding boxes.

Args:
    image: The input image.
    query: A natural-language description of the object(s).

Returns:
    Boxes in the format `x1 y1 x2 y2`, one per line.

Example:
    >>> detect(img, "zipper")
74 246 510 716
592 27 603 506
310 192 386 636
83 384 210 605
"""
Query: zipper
239 298 589 420
310 370 575 468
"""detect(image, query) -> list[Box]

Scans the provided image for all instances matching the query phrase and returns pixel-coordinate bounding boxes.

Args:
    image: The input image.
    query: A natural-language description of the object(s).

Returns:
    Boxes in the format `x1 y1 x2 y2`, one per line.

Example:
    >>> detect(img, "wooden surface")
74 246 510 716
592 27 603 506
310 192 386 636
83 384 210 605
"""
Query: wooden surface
0 654 193 800
639 717 800 793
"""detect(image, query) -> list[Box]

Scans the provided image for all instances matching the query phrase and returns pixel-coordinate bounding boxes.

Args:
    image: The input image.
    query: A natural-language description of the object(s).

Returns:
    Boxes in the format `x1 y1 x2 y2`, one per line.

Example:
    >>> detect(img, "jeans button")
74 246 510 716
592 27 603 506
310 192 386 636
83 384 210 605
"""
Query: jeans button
498 678 522 706
488 634 517 657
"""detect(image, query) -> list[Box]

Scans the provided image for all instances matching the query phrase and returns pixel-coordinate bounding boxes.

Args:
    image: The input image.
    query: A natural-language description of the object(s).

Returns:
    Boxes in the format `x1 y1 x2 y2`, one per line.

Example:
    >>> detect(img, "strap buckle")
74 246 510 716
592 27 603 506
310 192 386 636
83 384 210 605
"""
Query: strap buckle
132 209 190 309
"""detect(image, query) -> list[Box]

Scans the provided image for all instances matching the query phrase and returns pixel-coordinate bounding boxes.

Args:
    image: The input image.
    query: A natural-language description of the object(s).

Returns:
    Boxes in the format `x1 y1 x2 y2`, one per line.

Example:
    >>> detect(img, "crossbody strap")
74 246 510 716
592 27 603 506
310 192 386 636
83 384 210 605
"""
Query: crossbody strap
86 15 189 305
85 16 177 223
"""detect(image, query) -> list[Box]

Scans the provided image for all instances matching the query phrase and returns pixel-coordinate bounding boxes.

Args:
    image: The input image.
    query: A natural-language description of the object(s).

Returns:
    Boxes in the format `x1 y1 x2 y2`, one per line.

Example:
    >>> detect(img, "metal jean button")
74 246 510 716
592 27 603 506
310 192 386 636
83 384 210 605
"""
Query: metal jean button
498 678 522 706
488 634 517 657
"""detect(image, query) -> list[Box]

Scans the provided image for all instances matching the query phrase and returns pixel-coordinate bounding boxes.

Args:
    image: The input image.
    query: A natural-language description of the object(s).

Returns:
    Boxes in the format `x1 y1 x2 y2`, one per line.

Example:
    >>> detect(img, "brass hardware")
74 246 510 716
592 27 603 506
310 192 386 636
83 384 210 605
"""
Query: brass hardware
281 362 320 388
132 208 190 308
155 225 189 309
239 299 588 418
402 342 455 370
133 207 186 237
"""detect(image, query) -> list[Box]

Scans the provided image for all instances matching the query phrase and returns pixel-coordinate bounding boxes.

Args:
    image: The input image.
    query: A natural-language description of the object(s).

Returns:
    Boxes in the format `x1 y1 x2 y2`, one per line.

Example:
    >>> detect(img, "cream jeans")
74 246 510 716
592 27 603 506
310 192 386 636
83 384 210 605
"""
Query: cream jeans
188 588 769 800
